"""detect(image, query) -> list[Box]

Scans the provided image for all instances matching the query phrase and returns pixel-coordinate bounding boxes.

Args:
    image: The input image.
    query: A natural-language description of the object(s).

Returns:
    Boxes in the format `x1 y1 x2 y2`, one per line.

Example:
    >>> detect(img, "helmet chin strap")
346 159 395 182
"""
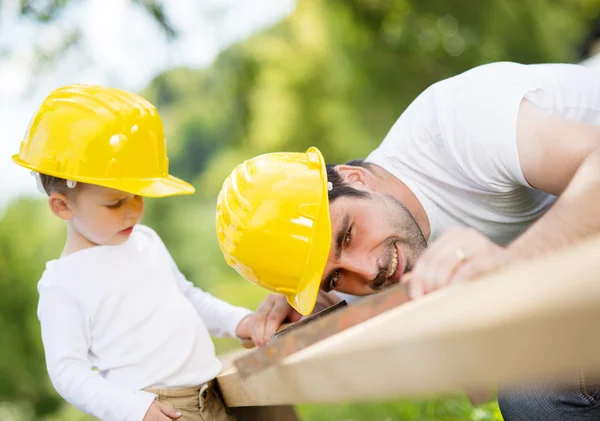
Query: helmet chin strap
31 171 77 193
31 171 45 194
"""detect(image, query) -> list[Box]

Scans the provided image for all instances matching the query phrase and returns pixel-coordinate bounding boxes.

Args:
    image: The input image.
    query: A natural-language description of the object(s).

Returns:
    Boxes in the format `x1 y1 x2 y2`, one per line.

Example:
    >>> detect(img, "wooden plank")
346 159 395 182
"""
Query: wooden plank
234 283 411 377
217 235 600 407
217 350 299 419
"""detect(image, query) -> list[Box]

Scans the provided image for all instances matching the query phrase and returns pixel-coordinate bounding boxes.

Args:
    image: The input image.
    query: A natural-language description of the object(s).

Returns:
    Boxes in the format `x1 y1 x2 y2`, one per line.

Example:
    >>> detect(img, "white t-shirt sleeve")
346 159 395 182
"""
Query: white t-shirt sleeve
38 283 156 421
436 81 530 190
172 268 252 339
149 232 252 338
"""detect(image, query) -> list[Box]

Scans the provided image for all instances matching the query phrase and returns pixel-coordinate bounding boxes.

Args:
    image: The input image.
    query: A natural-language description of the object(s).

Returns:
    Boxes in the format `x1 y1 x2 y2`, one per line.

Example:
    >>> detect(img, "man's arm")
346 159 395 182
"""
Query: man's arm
407 99 600 298
507 99 600 257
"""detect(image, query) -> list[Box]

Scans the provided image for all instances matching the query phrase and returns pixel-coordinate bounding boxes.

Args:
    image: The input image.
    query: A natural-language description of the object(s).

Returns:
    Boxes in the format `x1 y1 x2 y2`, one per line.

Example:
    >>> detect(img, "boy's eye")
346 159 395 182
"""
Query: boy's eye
107 201 123 209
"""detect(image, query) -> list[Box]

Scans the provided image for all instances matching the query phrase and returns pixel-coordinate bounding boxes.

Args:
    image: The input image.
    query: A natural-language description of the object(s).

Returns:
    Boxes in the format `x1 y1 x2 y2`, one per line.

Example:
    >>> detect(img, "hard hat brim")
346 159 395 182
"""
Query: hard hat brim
285 146 332 316
13 154 195 198
286 278 321 317
109 174 196 198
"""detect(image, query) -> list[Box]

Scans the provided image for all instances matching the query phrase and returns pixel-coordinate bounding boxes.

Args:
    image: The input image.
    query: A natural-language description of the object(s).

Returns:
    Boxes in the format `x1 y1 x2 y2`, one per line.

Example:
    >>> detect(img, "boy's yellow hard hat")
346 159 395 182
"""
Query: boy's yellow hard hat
216 147 331 316
12 84 195 197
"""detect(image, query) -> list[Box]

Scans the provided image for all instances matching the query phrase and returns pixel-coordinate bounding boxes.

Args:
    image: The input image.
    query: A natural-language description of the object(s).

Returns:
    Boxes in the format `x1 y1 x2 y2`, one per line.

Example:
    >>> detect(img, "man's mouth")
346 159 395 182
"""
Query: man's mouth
386 242 404 284
388 245 399 278
372 243 405 290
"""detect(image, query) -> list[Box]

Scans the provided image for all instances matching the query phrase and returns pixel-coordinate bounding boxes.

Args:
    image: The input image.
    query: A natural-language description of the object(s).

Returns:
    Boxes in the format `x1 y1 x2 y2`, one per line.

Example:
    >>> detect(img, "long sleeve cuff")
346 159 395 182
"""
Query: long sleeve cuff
129 390 157 421
226 307 253 339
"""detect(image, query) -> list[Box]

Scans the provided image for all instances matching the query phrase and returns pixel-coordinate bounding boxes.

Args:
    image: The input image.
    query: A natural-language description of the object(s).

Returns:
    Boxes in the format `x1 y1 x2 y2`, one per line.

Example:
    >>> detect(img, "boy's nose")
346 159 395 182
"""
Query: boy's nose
125 196 143 220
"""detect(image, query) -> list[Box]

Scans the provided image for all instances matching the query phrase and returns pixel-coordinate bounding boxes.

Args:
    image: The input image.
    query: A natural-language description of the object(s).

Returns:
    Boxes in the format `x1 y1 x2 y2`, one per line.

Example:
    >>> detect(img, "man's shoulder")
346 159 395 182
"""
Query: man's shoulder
440 62 526 83
430 62 535 101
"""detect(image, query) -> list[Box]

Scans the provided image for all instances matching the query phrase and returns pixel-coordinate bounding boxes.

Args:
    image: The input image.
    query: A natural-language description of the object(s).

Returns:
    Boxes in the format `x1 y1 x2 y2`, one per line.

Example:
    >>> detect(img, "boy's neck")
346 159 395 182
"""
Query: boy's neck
61 223 98 258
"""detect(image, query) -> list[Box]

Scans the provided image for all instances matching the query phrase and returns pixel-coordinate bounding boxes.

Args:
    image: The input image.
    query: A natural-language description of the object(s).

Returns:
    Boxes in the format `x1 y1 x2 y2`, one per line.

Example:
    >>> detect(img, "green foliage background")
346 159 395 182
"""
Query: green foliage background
2 0 599 419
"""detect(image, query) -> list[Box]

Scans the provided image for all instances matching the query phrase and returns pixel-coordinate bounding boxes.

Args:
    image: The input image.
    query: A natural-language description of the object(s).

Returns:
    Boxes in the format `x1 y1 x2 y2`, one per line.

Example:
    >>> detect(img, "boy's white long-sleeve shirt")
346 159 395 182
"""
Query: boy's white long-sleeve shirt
37 225 252 421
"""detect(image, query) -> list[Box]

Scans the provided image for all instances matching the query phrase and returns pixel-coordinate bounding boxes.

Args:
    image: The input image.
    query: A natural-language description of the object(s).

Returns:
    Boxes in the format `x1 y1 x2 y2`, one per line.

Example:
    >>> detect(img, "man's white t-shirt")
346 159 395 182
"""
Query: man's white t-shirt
367 62 600 245
38 225 252 421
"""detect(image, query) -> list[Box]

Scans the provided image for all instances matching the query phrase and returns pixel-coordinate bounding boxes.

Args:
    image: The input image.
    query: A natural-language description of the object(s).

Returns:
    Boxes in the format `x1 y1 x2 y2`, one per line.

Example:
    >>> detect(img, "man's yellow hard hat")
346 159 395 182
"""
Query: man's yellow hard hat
216 147 331 316
12 84 195 197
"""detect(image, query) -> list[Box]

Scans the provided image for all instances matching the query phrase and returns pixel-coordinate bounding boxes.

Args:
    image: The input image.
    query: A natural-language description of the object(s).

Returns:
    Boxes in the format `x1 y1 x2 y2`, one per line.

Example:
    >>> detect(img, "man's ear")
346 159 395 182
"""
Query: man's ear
48 193 73 220
336 165 378 190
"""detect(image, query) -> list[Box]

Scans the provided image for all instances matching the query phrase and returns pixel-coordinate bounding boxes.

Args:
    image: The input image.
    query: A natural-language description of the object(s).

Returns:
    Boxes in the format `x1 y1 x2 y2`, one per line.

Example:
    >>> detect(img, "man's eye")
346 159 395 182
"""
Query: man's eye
344 228 352 246
329 271 341 290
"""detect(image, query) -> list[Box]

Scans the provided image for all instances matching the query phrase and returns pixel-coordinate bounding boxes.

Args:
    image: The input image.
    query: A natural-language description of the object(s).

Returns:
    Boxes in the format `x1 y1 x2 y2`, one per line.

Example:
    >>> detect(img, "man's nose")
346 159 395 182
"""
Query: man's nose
340 252 379 283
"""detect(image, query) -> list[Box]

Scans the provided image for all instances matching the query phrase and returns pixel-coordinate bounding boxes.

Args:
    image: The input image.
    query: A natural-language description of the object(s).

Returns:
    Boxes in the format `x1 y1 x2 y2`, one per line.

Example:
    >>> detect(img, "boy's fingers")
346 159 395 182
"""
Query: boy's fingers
253 316 268 346
264 296 294 339
254 299 276 346
254 295 276 317
251 324 263 347
157 401 182 419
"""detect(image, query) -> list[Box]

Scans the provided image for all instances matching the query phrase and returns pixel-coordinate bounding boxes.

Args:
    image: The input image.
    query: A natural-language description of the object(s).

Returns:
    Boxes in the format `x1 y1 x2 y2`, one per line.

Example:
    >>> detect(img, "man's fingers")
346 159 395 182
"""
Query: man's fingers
287 308 302 323
315 290 342 309
410 257 436 298
408 275 425 300
156 401 181 419
431 244 468 291
452 258 487 283
401 272 412 285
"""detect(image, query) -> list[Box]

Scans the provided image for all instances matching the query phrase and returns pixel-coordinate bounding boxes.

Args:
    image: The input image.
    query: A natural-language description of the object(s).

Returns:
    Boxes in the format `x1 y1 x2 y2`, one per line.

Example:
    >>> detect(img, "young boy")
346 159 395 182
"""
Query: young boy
12 85 268 421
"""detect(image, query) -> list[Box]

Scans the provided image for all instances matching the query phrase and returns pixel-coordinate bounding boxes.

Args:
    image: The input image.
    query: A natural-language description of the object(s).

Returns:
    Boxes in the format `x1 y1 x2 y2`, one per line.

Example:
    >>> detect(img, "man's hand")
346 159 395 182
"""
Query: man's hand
143 400 181 421
236 294 302 346
406 228 510 299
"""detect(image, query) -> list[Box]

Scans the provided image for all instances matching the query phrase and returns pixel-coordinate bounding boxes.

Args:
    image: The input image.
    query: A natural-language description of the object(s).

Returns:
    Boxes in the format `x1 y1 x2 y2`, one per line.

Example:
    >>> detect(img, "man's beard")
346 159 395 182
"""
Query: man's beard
370 266 391 290
383 193 427 255
367 194 427 291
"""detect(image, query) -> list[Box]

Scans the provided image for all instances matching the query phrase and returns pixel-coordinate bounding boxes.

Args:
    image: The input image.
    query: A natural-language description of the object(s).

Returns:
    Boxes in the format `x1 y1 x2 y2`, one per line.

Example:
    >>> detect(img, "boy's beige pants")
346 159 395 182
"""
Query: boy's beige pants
147 380 234 421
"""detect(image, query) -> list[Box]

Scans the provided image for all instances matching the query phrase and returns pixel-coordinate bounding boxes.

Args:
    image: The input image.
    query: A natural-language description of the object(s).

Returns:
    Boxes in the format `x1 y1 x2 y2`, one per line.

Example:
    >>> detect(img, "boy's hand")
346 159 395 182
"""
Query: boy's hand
143 400 181 420
236 294 302 346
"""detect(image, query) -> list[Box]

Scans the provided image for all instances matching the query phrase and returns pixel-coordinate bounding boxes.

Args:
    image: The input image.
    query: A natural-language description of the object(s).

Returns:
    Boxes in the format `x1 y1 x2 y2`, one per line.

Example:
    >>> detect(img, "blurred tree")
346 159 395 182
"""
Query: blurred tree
0 198 65 415
0 0 177 78
145 0 600 201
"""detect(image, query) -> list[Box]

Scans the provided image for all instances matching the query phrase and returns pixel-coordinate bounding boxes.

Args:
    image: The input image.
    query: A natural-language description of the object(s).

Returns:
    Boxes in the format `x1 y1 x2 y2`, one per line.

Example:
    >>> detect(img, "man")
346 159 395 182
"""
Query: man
216 62 600 420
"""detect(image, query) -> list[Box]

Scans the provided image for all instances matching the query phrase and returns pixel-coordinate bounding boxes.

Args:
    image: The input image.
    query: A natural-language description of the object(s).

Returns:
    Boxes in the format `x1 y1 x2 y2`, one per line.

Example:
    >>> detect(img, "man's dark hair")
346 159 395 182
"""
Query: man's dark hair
325 159 372 202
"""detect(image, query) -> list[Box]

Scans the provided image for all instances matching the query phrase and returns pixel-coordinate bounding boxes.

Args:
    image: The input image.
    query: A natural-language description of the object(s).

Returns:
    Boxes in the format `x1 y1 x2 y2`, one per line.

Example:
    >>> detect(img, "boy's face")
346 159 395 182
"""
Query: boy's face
59 184 144 246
